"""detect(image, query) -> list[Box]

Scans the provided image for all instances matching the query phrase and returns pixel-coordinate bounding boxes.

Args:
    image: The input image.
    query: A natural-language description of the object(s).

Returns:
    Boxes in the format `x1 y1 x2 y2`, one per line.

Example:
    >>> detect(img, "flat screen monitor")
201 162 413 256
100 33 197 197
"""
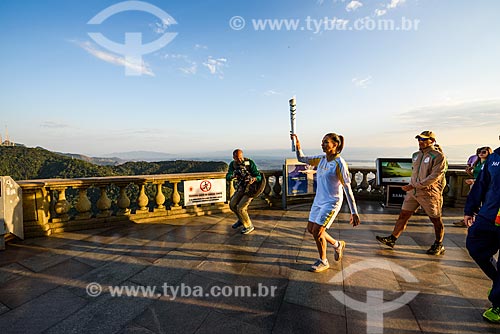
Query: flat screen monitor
376 158 413 186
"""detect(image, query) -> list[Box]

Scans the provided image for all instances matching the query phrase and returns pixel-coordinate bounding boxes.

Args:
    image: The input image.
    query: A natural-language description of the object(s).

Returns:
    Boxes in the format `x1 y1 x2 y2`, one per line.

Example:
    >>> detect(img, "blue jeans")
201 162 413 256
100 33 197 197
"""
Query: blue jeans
466 219 500 307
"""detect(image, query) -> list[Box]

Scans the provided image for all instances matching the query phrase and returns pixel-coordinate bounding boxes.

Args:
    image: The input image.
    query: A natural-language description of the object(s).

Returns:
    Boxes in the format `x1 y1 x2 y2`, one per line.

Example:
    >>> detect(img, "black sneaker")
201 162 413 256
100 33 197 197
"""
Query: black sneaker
376 235 395 248
426 242 445 255
232 220 243 229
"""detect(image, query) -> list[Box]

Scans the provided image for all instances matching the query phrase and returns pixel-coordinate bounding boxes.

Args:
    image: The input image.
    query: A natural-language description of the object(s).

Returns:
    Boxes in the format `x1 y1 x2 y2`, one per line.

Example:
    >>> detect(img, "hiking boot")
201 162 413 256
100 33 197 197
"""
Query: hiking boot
376 235 396 248
310 259 329 273
483 306 500 323
334 240 346 261
426 241 445 255
232 220 243 229
241 225 255 235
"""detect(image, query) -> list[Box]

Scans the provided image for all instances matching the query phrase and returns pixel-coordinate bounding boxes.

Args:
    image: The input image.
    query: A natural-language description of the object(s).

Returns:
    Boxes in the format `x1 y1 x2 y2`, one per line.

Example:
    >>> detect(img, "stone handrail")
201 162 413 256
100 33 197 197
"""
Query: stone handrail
15 166 470 238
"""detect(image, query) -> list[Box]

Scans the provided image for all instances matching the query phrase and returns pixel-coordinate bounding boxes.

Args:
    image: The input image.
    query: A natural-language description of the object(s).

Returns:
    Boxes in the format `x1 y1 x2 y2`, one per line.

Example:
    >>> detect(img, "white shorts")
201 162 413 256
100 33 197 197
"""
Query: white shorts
308 201 342 229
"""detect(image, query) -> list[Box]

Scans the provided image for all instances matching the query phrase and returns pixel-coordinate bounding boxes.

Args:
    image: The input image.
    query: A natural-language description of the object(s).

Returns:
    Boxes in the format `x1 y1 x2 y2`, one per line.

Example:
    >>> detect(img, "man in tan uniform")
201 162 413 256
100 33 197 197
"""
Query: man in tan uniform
376 131 447 255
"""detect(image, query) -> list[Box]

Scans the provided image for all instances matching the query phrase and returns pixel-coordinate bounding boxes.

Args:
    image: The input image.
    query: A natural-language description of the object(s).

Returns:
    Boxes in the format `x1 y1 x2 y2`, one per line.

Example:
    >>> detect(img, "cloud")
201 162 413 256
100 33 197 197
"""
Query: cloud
264 90 281 96
387 0 406 9
346 1 363 12
179 63 198 75
163 53 189 60
194 44 208 50
352 76 372 88
398 99 500 128
150 18 175 34
40 121 71 129
374 0 405 17
203 57 227 78
162 53 199 75
76 41 154 76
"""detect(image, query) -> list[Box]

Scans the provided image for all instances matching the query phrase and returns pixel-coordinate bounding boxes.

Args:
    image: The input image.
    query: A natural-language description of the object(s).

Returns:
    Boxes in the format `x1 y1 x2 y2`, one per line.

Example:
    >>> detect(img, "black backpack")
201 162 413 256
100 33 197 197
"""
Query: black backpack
245 172 266 197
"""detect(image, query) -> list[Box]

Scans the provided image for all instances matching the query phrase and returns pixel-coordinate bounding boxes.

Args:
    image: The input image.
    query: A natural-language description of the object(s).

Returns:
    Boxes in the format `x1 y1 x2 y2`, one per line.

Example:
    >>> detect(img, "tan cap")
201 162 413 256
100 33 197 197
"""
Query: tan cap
415 130 436 140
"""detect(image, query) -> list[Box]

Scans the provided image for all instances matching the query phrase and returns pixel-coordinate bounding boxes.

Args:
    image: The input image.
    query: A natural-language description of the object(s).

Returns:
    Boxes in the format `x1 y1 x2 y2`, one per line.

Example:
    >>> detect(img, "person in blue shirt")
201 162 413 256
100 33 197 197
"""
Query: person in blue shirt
464 135 500 323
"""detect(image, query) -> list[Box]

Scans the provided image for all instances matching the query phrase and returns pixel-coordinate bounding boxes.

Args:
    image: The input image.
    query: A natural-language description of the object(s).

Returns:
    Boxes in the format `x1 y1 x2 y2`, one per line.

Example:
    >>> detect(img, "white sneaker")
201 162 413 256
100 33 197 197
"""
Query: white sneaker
310 259 329 272
334 240 345 261
241 225 255 235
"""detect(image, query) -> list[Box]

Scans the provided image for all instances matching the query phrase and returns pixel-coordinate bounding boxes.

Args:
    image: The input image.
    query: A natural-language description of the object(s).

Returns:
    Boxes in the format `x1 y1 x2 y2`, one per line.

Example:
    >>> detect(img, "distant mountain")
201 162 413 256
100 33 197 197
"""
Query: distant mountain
0 146 228 181
55 152 126 166
101 150 174 162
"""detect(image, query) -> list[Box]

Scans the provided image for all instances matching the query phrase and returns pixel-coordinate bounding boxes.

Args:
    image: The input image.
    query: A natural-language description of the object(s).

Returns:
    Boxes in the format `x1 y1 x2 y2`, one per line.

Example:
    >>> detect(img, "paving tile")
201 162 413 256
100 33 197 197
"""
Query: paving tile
0 301 9 316
0 273 59 309
195 310 267 334
283 268 345 317
41 258 95 280
0 262 34 285
0 242 49 267
129 250 205 287
445 272 491 308
130 296 211 333
17 249 73 273
194 257 248 285
273 301 347 334
44 282 155 334
119 323 156 334
71 247 122 268
0 287 87 333
346 303 421 334
180 230 232 257
66 255 152 299
0 258 93 309
209 267 288 330
72 234 150 268
245 242 301 278
408 292 495 333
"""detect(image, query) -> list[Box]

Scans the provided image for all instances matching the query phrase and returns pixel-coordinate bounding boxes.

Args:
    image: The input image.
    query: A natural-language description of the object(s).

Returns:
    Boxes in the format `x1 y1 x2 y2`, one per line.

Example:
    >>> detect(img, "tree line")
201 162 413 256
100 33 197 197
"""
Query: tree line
0 146 228 181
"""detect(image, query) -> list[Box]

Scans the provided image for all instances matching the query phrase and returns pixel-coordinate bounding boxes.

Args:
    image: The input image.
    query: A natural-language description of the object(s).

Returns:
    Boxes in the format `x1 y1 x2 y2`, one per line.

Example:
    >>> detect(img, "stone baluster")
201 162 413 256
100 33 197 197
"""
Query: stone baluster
170 181 181 207
263 175 272 197
96 186 112 217
360 171 370 193
53 187 70 222
350 171 358 191
368 172 381 193
75 187 92 220
272 174 282 197
154 181 166 211
117 184 131 216
137 183 149 212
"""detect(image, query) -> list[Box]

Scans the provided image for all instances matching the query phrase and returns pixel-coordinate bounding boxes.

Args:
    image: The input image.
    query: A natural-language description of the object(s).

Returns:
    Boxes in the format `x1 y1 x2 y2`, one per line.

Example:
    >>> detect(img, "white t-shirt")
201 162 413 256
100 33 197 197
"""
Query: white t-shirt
297 150 358 214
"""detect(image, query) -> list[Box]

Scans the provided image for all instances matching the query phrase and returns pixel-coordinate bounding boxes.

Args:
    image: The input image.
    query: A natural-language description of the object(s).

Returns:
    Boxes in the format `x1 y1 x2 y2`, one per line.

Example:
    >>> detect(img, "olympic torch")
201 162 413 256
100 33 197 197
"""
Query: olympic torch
289 96 296 152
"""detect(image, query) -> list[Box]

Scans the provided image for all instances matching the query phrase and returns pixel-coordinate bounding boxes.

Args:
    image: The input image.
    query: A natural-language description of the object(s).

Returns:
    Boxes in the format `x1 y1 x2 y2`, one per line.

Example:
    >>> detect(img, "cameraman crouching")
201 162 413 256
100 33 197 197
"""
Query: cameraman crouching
226 149 264 235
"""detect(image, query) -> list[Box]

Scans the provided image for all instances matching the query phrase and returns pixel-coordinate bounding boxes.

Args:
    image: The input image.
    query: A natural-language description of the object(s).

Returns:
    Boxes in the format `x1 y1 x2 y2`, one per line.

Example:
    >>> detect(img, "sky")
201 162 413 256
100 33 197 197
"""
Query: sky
1 0 499 163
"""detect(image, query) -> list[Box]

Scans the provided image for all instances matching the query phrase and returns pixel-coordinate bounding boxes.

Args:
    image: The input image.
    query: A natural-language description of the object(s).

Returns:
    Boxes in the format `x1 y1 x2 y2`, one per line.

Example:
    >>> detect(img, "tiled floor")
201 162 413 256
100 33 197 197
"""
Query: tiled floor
0 202 497 333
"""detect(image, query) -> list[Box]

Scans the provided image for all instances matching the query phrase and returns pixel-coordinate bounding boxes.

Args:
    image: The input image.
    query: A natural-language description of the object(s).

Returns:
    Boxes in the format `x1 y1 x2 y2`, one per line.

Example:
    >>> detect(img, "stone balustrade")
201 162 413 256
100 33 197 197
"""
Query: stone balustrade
15 166 470 238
